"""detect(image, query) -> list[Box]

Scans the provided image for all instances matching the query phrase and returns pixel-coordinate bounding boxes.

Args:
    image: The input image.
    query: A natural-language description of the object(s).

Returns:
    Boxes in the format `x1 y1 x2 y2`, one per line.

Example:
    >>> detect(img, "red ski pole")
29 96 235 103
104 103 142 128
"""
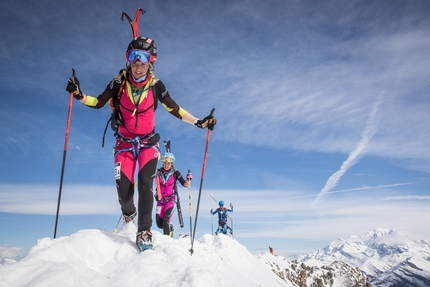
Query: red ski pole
54 68 76 238
190 108 215 255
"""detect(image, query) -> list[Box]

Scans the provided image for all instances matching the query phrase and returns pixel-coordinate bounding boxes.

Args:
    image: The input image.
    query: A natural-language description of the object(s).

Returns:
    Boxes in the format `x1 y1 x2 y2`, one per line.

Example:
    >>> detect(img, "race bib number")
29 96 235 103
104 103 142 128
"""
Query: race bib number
114 162 121 180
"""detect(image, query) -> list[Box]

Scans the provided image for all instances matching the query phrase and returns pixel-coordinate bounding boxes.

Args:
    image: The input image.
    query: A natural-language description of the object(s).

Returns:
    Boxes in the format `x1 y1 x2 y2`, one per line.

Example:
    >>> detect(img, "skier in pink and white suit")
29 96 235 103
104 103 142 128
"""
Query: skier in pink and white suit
155 152 191 236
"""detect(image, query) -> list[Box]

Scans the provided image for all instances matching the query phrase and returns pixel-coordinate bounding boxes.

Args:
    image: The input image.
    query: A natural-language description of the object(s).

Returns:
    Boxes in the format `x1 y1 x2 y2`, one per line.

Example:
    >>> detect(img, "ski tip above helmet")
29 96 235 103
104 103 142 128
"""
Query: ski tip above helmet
126 36 157 63
219 200 224 207
162 152 175 163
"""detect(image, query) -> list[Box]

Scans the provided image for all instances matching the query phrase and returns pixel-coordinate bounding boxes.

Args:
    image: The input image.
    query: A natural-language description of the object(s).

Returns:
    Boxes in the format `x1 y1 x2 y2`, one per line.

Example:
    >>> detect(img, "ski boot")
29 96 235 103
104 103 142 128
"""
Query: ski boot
136 230 153 251
124 211 137 223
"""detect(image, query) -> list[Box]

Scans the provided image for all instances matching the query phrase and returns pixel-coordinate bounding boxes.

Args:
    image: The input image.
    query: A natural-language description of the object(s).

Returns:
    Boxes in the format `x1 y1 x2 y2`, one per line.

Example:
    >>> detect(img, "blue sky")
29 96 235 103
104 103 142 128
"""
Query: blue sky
1 0 430 259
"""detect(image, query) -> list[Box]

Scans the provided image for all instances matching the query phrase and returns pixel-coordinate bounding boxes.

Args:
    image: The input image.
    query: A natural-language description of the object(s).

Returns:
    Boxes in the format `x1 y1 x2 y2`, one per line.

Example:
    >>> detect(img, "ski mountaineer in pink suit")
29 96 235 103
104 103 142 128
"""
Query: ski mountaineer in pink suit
65 36 216 251
155 152 192 236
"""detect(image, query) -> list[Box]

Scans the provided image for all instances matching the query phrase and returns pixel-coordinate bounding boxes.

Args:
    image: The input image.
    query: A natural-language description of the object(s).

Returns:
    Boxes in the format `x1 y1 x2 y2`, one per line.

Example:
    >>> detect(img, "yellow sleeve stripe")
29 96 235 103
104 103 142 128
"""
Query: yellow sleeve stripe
161 103 172 112
178 107 188 117
161 104 188 118
84 96 99 107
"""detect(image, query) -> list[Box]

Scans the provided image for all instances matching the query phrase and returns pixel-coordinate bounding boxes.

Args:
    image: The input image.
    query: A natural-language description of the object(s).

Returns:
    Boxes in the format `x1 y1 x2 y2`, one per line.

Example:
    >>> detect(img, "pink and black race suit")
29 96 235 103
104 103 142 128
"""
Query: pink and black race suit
83 69 187 232
155 168 186 235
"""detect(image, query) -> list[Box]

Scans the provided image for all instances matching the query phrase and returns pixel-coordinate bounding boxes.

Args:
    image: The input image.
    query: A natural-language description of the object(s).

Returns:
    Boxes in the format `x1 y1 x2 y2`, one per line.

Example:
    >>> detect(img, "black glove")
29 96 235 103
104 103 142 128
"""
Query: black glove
210 208 213 214
66 77 83 100
195 114 216 130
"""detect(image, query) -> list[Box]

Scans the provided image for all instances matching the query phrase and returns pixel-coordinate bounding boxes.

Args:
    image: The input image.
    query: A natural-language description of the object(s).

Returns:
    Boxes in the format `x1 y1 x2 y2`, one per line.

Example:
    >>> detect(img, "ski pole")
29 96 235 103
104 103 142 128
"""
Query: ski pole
190 108 215 255
113 214 122 233
187 169 193 244
113 179 139 232
228 213 234 237
210 194 217 235
54 68 76 239
152 145 161 200
174 181 184 228
210 194 218 204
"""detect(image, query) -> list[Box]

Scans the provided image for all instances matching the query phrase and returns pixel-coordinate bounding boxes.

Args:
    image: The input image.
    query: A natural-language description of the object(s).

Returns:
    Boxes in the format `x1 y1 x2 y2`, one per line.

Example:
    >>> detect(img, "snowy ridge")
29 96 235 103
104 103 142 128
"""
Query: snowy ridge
0 259 16 266
0 223 291 287
297 228 430 287
259 253 371 287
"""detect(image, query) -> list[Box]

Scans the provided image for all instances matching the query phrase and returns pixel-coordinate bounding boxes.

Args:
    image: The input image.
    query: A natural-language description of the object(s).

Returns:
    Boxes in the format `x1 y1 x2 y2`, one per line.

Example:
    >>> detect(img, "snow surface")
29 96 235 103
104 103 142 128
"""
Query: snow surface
0 222 292 287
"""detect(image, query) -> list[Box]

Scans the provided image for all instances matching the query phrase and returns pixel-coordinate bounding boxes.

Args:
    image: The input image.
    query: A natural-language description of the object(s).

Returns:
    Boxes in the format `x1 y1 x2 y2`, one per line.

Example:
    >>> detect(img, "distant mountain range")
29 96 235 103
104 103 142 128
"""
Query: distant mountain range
296 228 430 287
0 258 17 265
259 252 372 287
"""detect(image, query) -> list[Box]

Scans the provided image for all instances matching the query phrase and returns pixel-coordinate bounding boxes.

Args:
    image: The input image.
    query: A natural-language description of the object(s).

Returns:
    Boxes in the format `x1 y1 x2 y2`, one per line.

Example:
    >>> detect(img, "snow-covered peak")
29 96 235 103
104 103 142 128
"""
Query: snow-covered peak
363 228 395 239
298 228 430 287
258 252 371 287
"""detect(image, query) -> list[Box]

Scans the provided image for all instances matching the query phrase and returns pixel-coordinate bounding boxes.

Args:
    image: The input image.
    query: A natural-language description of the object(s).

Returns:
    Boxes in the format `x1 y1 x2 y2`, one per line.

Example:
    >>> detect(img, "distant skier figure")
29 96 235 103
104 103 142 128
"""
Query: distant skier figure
155 152 191 237
211 201 233 235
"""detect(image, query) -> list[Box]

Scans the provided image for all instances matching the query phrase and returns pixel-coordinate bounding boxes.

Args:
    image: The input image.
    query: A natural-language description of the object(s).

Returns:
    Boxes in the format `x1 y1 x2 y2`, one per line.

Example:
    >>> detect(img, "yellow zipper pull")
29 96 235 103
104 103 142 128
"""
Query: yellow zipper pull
132 108 137 117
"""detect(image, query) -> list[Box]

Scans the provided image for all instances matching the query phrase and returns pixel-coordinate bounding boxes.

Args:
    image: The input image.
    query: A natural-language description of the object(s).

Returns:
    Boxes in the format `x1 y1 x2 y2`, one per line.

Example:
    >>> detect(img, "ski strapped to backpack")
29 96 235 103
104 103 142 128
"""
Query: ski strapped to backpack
101 7 159 147
163 140 184 228
121 8 145 38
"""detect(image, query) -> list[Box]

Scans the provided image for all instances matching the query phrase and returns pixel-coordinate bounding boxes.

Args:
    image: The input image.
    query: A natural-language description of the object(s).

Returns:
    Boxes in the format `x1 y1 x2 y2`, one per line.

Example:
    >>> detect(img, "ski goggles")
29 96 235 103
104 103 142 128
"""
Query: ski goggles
126 49 151 63
161 156 174 163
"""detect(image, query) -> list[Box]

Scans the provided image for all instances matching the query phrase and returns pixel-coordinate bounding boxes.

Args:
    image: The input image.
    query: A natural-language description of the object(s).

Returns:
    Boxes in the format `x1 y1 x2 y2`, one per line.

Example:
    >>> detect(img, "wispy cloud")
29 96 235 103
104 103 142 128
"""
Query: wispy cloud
0 184 118 215
312 95 384 205
206 23 430 168
278 183 414 200
383 195 430 201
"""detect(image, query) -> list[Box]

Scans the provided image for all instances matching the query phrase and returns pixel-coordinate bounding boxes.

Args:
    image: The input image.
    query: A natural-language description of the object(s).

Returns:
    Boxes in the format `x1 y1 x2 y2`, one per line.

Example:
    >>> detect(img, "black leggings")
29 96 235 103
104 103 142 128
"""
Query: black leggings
156 207 173 235
116 157 157 232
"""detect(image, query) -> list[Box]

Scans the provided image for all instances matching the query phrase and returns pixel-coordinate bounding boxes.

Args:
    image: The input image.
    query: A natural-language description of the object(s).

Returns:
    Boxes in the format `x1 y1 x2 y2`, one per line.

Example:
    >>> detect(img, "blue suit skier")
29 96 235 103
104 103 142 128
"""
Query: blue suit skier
211 200 233 235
